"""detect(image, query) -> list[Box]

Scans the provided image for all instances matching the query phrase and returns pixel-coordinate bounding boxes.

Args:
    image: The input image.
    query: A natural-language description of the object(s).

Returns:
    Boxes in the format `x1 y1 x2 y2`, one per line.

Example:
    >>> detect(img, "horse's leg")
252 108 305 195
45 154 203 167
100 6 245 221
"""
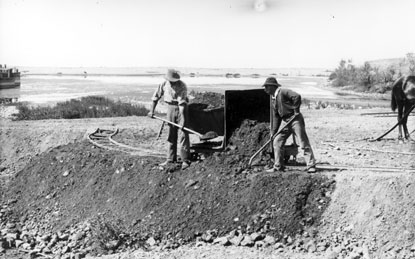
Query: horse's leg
403 103 414 141
397 102 404 142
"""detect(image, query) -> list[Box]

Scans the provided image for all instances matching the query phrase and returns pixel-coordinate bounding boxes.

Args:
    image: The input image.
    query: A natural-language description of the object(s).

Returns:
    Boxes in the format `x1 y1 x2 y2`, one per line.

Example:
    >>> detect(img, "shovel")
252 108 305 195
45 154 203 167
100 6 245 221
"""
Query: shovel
248 114 297 167
156 121 165 140
153 115 219 141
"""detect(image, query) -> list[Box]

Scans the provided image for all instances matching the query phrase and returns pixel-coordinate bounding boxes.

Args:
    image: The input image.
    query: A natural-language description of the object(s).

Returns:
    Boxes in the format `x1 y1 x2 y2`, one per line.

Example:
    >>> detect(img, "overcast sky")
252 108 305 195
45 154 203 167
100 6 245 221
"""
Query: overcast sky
1 0 414 69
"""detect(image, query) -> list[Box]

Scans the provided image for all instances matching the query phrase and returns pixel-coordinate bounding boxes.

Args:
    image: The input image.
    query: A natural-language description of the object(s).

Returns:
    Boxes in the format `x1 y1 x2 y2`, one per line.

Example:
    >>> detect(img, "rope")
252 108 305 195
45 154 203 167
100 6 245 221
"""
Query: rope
87 128 164 157
109 132 164 156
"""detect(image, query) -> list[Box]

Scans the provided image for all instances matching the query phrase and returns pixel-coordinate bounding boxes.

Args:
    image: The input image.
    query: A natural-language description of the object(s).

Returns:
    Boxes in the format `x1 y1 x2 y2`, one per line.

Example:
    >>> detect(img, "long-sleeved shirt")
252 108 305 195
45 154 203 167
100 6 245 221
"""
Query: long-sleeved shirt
151 80 188 105
271 88 302 131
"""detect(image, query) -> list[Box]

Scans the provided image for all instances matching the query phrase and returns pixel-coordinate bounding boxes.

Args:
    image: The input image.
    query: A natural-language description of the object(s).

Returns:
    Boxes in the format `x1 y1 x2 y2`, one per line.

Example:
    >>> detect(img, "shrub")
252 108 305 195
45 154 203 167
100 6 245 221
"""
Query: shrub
329 54 415 93
329 60 396 93
12 96 149 121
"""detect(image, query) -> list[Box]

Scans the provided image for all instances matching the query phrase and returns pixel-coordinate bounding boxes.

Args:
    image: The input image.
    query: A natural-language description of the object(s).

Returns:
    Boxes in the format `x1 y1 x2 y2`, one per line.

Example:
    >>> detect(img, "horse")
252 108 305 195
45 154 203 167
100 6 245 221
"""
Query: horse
391 75 415 141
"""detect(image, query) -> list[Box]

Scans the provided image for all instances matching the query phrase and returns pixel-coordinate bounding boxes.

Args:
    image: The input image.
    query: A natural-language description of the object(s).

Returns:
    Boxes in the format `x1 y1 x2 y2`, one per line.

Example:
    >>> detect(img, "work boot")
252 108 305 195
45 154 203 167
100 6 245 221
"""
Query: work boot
160 160 175 166
181 161 190 170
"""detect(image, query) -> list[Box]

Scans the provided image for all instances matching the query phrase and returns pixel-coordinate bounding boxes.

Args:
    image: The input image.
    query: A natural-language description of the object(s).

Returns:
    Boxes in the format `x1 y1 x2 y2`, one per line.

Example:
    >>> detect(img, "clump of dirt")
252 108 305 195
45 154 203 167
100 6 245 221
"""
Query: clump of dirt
1 118 334 256
226 119 272 161
189 91 224 109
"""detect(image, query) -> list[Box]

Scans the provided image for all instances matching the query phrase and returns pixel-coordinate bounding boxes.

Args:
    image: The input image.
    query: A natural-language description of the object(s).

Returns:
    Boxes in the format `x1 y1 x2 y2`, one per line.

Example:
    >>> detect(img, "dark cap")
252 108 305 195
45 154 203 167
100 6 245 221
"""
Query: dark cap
262 77 281 87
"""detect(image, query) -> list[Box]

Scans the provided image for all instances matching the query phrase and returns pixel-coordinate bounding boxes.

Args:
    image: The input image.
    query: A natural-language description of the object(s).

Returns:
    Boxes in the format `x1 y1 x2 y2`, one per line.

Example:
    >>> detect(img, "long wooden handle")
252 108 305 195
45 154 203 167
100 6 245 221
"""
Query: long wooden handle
248 114 297 167
156 121 165 140
153 115 203 137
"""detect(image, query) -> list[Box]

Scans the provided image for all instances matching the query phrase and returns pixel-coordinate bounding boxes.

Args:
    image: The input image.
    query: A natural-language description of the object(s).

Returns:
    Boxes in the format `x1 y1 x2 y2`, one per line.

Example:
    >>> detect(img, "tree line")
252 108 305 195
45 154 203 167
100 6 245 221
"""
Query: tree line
329 53 415 93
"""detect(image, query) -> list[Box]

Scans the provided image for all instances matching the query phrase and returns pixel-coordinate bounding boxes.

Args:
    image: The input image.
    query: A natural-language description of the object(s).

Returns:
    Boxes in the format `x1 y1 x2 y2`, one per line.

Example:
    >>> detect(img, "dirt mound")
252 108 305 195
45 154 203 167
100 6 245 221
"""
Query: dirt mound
1 119 333 256
2 107 414 258
226 119 272 161
189 91 224 109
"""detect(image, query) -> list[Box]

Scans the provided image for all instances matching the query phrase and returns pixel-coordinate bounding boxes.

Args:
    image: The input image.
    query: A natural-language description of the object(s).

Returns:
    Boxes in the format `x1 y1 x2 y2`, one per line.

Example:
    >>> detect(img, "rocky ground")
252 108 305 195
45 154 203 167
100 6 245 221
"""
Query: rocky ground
0 101 415 259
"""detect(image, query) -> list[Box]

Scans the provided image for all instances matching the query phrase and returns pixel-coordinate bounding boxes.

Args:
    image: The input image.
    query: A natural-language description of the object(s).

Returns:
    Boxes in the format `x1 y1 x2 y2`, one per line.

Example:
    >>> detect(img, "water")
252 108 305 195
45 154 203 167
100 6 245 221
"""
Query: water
0 68 335 107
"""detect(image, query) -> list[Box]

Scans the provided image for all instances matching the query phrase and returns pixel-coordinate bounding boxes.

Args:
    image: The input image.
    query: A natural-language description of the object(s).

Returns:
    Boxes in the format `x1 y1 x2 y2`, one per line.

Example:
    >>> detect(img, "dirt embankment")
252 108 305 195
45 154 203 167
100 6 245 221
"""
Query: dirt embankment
1 107 415 259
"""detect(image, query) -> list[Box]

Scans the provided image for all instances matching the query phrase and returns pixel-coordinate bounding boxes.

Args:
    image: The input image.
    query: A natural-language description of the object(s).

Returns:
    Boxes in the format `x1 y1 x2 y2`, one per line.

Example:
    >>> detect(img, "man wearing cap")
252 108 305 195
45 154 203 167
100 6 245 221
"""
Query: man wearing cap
148 69 191 170
262 77 316 173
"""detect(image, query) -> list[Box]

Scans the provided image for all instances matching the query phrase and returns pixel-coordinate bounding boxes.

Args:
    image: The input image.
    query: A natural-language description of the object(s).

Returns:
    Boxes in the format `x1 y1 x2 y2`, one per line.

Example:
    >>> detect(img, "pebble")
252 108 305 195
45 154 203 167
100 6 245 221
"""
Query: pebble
255 241 265 248
229 235 244 246
250 232 263 242
22 243 31 250
306 240 317 253
146 237 157 246
240 235 254 247
15 240 23 248
61 245 70 254
6 232 18 241
213 236 229 246
6 222 16 229
263 235 276 245
274 242 284 249
201 233 214 243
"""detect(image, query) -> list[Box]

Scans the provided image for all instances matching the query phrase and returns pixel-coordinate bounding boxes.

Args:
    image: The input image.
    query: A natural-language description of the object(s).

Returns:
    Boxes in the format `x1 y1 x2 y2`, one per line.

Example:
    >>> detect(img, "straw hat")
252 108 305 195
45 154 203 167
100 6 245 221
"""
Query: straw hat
165 69 180 82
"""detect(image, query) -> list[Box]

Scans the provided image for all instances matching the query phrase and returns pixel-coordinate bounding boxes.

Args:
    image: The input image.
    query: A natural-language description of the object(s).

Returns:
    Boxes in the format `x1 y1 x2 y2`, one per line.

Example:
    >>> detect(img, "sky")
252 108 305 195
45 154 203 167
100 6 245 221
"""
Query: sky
1 0 415 69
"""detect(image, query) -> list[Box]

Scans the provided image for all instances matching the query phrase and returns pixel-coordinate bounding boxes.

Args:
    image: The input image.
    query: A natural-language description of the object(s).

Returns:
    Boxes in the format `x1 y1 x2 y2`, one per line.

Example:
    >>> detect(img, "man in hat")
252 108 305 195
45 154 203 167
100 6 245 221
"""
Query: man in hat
262 77 316 173
148 69 191 170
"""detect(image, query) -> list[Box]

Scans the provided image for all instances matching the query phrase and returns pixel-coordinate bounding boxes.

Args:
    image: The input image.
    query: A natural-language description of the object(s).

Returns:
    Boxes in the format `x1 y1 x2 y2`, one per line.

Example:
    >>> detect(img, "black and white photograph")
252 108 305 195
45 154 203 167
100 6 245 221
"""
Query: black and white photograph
1 0 415 258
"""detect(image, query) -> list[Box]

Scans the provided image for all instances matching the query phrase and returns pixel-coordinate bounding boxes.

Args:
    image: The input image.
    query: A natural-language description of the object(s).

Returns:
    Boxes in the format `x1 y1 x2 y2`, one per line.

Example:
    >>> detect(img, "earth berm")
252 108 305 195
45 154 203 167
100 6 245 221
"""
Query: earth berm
0 107 414 259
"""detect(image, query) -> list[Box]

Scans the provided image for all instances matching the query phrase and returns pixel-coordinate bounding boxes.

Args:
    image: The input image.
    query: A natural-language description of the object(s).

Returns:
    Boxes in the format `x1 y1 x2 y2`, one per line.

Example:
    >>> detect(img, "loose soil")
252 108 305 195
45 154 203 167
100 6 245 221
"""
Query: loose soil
1 103 415 258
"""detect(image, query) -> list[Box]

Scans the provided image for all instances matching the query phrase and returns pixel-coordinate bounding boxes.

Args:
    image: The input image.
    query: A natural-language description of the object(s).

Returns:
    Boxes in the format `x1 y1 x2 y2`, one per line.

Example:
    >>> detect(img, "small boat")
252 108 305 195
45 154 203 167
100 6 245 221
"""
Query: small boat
0 65 20 89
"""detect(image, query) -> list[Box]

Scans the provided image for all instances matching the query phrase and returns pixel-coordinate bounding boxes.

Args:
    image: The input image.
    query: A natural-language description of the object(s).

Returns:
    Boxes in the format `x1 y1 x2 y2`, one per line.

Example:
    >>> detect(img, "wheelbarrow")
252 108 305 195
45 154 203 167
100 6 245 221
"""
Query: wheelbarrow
153 115 219 141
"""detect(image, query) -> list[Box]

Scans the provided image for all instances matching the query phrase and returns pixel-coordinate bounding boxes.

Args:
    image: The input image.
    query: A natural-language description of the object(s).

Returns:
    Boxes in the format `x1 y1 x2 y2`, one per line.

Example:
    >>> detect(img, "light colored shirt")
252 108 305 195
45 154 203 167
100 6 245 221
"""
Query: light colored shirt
272 87 281 100
151 80 188 105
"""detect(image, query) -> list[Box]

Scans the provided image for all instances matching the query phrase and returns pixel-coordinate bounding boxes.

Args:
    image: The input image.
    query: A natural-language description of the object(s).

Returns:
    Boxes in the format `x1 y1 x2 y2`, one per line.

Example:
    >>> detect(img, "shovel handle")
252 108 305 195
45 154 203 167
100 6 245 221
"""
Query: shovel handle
153 115 203 137
248 114 297 167
156 121 165 140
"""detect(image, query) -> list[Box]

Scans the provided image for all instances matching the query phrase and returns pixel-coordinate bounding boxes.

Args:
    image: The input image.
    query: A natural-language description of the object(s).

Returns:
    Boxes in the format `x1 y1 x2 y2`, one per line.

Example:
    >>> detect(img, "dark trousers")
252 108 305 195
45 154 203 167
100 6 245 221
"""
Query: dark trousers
166 104 190 162
273 113 315 169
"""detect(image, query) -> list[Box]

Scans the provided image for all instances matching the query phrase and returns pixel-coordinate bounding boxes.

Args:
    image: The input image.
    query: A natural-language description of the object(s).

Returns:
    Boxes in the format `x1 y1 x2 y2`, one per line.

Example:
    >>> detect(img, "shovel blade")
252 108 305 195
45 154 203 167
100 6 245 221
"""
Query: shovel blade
200 131 219 141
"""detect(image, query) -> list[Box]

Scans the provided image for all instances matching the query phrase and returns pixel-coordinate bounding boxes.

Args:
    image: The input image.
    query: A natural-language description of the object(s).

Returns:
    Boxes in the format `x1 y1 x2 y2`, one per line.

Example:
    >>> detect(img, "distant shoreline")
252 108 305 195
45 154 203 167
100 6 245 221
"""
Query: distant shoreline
24 73 329 78
18 66 331 77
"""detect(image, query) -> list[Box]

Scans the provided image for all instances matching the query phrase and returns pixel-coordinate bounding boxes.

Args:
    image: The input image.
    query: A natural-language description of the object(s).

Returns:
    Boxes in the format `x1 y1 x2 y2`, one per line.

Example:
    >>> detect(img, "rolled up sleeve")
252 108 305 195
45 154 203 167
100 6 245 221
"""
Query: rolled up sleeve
151 82 164 102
